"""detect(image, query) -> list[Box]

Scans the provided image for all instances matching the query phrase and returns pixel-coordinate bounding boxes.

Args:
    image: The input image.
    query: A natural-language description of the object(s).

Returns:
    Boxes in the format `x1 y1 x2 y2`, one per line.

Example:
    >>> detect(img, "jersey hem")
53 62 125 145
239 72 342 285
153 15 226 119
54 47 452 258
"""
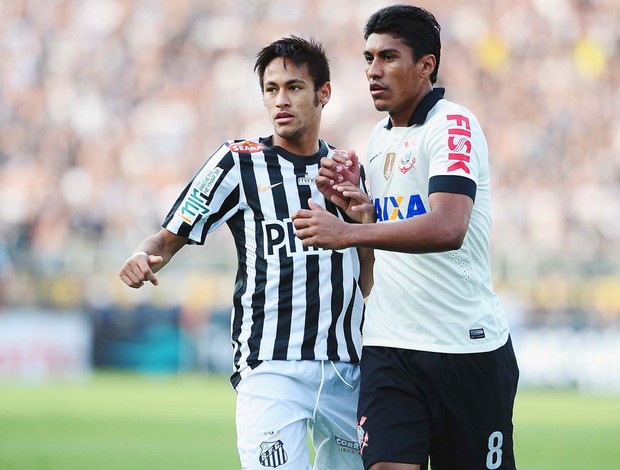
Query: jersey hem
362 332 509 354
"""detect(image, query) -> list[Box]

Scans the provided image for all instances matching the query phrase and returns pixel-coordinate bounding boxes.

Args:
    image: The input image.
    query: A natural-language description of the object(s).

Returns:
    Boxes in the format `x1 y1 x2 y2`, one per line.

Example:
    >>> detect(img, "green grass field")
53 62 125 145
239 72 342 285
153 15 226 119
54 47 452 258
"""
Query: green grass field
1 372 619 469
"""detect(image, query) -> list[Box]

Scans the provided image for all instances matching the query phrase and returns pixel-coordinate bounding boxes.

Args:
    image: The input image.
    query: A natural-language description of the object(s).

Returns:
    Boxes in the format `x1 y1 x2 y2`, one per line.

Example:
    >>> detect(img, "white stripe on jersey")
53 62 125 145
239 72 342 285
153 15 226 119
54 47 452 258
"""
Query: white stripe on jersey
163 137 364 386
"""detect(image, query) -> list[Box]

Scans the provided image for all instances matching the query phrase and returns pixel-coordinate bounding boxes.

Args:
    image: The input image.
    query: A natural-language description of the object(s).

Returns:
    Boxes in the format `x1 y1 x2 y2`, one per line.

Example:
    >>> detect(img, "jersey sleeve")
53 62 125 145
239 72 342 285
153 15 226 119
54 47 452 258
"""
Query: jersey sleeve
426 109 487 201
163 143 241 244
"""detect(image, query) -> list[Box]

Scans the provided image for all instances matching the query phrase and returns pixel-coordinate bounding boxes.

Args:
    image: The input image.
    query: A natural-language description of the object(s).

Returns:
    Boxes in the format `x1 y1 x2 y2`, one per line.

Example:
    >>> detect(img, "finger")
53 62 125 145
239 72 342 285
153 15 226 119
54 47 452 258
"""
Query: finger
292 209 314 221
334 181 358 191
292 217 312 230
320 156 338 169
137 259 160 286
144 270 159 286
331 153 348 165
346 149 359 168
315 173 335 187
294 227 311 240
119 269 144 288
329 193 349 208
308 198 326 212
128 268 148 287
320 157 341 176
350 203 374 212
340 189 370 202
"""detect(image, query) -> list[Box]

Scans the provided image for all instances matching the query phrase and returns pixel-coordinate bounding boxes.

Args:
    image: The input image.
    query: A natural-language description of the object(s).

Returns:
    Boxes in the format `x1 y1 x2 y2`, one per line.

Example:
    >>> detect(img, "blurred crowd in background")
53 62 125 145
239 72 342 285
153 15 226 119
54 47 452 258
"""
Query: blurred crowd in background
1 0 619 330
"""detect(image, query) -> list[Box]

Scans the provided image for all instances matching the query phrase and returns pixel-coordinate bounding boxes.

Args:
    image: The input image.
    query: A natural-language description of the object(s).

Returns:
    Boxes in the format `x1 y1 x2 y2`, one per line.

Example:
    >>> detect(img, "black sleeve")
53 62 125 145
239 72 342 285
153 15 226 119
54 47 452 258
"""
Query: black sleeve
428 175 477 201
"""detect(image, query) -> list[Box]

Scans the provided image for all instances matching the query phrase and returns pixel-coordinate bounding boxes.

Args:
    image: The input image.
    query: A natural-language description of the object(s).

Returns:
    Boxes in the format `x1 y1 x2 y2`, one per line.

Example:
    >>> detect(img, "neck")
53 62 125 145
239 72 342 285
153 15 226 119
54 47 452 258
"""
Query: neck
389 84 433 127
272 133 320 156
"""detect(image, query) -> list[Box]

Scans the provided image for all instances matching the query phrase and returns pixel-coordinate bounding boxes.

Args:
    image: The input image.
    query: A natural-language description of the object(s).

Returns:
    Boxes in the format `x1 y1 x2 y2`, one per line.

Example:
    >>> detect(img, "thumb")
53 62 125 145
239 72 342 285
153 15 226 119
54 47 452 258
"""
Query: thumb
308 198 326 212
148 255 164 266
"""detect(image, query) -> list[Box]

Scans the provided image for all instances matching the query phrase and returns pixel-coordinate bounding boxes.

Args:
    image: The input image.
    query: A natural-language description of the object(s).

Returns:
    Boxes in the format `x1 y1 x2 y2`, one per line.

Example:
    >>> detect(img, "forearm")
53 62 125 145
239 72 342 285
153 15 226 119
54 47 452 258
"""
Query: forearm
346 212 464 254
135 229 187 273
357 247 374 298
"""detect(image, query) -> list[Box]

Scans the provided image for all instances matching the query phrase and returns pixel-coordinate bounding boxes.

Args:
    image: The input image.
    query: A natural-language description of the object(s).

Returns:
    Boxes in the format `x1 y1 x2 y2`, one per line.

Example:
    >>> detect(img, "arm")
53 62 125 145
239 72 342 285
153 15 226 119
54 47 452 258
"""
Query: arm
293 192 472 253
357 247 374 299
118 228 189 288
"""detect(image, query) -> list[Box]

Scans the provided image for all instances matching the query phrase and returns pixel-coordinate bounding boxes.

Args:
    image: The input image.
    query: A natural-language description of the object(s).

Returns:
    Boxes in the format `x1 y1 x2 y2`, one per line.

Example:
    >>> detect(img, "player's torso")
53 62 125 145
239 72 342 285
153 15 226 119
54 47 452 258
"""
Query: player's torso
227 139 364 374
364 107 508 353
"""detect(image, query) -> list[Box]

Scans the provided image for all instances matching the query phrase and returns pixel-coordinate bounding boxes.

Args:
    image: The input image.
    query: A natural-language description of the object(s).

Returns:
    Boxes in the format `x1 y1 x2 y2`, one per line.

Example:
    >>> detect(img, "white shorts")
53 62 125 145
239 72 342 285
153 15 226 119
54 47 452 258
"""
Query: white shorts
235 360 362 470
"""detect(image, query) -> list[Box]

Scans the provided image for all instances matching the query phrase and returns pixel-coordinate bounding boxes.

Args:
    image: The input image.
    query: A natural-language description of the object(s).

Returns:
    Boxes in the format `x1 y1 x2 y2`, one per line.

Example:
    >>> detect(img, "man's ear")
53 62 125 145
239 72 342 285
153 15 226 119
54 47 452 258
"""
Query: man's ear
320 82 332 107
419 54 437 80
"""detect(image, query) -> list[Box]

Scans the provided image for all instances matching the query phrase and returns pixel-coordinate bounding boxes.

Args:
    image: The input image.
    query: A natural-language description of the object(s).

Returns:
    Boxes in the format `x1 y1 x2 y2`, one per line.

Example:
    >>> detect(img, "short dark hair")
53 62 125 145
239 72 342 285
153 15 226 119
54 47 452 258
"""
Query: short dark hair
364 4 441 84
254 35 330 91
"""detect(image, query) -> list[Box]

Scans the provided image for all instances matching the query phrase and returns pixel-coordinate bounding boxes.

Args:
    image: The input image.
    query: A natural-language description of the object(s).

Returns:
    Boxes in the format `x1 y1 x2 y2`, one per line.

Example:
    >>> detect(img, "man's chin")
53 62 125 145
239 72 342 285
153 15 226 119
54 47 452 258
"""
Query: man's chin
275 129 303 141
371 98 389 112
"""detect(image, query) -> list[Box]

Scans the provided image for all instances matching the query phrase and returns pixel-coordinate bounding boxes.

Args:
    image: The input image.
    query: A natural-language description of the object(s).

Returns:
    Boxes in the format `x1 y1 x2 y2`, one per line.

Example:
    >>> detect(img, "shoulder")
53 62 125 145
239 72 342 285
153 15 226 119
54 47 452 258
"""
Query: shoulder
429 99 480 125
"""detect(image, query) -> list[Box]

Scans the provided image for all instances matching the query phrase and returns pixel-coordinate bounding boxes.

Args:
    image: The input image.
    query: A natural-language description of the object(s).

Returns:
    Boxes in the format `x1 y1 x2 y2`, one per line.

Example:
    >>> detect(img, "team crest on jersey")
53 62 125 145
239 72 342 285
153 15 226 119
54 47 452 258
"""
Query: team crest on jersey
383 152 397 180
356 417 369 455
229 140 266 153
259 439 288 467
399 139 416 174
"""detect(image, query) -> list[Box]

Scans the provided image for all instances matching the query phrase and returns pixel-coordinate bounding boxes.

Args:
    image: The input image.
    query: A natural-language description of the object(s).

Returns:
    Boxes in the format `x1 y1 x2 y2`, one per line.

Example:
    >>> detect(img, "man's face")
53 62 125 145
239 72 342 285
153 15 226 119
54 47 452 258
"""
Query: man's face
364 33 429 126
262 57 327 143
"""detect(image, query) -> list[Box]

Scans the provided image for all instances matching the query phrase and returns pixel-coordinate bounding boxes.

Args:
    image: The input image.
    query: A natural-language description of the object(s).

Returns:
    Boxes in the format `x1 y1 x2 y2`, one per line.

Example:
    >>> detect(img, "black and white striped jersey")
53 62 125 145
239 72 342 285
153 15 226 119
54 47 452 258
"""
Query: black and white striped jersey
163 136 365 387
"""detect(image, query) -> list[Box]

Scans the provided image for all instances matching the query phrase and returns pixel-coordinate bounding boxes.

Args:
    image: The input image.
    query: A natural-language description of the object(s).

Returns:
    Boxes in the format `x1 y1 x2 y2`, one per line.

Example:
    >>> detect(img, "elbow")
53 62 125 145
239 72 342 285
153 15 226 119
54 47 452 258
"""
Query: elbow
438 226 467 252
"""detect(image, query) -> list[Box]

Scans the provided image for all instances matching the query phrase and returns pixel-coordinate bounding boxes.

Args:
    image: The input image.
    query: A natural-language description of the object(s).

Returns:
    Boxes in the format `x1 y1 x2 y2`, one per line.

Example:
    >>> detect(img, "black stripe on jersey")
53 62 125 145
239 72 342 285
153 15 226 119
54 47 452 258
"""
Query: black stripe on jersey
201 187 239 237
301 257 319 359
263 146 294 360
343 278 360 363
237 151 267 365
429 175 477 201
327 251 344 360
295 160 319 359
203 152 235 206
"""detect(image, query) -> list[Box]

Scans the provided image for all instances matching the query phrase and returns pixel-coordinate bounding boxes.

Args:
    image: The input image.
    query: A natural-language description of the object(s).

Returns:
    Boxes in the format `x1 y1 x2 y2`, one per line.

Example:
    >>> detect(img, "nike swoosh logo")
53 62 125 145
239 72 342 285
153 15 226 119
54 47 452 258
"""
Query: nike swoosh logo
368 152 382 163
258 181 283 193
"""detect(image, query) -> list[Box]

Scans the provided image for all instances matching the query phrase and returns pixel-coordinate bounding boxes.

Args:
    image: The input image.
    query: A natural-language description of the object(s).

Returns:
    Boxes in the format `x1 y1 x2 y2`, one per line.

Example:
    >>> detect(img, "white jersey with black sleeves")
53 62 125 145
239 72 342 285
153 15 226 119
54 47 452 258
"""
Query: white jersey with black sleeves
364 88 509 353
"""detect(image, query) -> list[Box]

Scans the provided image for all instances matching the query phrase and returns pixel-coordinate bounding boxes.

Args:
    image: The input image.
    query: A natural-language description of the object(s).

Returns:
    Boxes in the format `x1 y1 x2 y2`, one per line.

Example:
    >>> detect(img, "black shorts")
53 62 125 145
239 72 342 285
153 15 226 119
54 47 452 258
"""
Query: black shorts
357 338 519 470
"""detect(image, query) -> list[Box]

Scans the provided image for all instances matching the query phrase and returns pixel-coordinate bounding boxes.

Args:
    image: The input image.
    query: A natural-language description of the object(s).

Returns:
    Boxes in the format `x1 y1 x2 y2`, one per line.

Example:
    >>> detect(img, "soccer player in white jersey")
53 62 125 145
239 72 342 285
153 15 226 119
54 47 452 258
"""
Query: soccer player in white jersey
119 36 369 470
293 5 519 470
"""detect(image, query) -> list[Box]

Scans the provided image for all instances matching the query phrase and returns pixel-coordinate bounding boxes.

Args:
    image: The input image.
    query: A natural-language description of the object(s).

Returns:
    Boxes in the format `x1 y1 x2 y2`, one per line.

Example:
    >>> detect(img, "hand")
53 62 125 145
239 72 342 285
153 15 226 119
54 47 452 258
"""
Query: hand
330 182 376 224
118 252 164 288
292 199 350 250
316 149 361 204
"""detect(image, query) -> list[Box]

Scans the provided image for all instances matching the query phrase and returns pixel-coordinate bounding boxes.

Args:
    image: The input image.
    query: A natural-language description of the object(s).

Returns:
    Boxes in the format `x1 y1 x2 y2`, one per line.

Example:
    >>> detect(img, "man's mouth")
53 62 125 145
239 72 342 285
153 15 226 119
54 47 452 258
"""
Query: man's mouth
369 83 386 97
275 112 294 124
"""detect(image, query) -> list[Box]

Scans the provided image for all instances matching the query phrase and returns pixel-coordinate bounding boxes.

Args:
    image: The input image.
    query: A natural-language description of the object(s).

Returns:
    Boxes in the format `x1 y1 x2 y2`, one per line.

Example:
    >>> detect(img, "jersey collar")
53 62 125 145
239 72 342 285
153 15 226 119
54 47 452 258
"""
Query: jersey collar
385 87 445 129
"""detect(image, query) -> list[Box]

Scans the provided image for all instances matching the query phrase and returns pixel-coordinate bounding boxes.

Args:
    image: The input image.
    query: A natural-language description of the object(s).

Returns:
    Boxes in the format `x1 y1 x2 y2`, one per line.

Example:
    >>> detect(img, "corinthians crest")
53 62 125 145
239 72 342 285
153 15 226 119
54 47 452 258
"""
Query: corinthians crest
399 139 416 175
259 439 288 467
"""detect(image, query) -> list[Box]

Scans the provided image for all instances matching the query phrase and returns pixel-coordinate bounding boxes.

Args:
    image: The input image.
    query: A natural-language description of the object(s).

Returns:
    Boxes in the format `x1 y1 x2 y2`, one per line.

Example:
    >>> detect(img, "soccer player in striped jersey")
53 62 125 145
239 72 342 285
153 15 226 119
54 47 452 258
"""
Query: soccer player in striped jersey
119 36 369 469
293 6 519 470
